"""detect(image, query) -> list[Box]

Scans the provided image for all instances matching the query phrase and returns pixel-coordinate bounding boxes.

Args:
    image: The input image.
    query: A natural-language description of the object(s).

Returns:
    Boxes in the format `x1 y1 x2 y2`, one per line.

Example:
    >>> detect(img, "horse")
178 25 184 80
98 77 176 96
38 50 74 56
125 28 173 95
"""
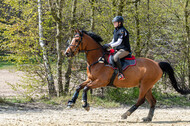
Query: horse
64 30 190 122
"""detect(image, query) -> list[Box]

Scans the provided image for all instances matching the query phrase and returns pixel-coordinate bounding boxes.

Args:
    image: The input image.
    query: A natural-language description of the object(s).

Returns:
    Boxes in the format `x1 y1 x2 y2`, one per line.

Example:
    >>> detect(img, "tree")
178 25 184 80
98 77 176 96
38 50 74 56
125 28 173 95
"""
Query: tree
38 0 57 97
48 0 64 96
184 0 190 87
64 0 78 94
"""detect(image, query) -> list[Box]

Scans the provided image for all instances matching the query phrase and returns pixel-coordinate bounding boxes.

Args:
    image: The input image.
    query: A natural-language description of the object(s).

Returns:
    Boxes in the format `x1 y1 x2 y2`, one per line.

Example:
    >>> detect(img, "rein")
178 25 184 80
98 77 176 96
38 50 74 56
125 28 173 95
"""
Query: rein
87 51 108 72
67 31 105 72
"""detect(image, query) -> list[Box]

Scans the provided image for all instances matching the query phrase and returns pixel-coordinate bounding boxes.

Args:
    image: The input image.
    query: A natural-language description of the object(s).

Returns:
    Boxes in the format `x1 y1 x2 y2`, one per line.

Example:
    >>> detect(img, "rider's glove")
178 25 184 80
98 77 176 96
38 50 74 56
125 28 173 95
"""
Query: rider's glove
103 44 111 50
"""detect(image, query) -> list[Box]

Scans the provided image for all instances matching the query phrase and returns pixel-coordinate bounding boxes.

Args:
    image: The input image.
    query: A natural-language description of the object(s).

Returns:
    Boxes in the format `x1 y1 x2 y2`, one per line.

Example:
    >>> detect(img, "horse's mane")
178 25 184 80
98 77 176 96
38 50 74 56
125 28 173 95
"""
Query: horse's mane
81 30 103 45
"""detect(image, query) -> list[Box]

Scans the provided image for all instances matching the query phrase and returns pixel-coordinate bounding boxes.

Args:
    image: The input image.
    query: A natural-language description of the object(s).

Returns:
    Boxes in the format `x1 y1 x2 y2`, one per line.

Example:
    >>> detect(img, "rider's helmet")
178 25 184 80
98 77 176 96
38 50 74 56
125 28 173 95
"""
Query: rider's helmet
112 16 124 23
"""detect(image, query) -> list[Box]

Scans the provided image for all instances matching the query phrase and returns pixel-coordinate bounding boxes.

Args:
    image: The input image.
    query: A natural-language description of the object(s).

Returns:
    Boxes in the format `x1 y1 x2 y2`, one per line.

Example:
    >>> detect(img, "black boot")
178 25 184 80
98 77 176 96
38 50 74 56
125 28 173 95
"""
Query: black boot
115 59 125 80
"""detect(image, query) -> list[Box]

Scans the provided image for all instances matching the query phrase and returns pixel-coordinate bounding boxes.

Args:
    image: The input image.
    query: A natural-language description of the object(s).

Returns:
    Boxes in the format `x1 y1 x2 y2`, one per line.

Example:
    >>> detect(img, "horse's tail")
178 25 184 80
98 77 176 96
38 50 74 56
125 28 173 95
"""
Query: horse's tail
159 62 190 95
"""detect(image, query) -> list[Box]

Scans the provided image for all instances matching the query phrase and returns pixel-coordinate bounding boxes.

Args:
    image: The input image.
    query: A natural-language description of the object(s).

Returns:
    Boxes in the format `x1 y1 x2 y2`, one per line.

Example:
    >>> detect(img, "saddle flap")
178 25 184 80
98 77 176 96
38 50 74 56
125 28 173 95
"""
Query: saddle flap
108 54 136 71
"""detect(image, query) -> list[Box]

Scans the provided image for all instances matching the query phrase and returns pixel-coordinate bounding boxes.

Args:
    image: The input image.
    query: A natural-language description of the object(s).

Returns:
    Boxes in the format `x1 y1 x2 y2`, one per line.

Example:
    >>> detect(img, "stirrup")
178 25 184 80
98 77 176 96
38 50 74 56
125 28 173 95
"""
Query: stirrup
118 73 125 80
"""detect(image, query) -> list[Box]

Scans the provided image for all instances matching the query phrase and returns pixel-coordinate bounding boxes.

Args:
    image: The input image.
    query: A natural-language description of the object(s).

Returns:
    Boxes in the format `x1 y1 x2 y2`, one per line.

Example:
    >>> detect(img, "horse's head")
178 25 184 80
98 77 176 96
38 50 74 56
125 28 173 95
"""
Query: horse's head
65 30 84 57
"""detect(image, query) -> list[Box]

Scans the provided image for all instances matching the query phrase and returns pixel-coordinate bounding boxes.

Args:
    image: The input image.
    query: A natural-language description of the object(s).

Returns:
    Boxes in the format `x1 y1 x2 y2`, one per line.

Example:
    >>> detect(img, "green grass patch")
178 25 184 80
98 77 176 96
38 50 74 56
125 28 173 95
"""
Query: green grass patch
0 61 16 69
156 94 190 107
5 97 33 104
37 93 120 108
0 90 189 109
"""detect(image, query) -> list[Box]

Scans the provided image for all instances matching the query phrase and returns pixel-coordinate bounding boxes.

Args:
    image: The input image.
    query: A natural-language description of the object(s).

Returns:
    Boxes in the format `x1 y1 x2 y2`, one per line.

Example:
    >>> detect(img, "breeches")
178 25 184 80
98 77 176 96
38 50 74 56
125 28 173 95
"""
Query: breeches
113 49 130 62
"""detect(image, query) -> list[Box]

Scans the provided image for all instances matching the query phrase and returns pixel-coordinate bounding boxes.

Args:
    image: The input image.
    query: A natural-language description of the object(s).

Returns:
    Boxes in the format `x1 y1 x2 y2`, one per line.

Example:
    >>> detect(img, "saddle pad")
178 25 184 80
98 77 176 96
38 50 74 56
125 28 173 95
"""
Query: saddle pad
108 55 136 71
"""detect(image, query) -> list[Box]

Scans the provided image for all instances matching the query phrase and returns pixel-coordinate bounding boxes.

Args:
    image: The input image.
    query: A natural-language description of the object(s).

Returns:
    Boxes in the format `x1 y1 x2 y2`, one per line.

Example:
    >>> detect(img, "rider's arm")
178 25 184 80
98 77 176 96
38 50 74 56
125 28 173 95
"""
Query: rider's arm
109 29 127 48
109 38 122 48
109 38 114 44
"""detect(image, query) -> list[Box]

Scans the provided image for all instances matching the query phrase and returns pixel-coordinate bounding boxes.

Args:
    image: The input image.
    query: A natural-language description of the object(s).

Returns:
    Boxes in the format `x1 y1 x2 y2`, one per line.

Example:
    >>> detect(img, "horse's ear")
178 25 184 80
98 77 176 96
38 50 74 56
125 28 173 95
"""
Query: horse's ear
74 29 82 35
74 29 78 33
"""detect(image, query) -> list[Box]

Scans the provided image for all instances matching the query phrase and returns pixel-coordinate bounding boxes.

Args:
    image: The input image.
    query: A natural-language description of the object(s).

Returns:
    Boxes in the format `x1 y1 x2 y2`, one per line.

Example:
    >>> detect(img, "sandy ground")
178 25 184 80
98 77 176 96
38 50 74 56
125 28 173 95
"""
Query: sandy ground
0 69 22 97
0 69 190 126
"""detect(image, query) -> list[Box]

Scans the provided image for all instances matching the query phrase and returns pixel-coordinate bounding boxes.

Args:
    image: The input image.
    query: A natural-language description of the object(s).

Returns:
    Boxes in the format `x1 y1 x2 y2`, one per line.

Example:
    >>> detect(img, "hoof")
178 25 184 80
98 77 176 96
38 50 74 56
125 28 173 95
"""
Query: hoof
84 104 90 111
67 101 74 109
66 106 72 109
121 111 131 119
142 117 152 122
82 100 90 111
121 113 128 119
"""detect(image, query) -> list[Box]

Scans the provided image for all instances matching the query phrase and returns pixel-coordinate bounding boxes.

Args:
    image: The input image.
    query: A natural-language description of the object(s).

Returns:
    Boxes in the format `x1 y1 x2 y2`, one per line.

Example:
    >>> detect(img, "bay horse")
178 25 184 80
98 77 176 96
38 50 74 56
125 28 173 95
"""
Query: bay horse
64 30 190 122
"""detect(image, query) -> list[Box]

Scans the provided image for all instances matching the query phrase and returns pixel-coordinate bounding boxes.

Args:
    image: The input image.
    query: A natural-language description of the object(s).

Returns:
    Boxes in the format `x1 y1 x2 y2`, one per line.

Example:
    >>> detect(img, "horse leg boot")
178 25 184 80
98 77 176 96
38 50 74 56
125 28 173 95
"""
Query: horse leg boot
142 89 156 122
67 85 83 108
121 88 147 119
67 79 91 108
142 107 155 122
121 105 138 119
82 86 90 111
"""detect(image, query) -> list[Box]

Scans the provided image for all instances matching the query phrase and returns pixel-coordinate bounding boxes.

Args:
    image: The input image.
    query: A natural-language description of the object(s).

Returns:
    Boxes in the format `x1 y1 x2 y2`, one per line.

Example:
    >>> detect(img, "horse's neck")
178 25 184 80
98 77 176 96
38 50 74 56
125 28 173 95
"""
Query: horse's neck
84 38 103 65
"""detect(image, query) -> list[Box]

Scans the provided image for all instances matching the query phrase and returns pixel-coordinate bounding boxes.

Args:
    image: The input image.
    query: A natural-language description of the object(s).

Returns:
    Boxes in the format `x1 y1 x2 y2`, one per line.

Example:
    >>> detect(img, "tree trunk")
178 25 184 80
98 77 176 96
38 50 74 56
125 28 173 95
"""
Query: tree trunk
89 0 95 31
64 59 72 94
56 22 64 96
56 0 64 97
64 0 77 94
184 0 190 87
38 0 57 97
48 0 64 96
145 0 151 57
135 1 141 57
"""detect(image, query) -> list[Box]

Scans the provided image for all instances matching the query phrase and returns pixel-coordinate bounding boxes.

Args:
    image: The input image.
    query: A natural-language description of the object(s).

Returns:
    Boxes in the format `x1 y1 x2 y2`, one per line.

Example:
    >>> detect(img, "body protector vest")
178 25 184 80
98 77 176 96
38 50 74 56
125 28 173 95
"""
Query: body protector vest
113 26 131 52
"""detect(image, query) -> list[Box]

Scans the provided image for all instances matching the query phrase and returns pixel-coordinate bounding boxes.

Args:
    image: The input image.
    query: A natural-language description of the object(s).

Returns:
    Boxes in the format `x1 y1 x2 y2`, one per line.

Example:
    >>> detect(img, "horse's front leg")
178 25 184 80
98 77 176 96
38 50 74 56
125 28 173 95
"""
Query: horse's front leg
81 79 108 111
67 79 91 108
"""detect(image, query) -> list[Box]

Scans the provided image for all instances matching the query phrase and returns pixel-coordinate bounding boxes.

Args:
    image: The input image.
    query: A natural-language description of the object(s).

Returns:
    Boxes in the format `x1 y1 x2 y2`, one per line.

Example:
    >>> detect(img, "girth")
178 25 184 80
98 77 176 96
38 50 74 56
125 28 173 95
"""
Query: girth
107 69 118 87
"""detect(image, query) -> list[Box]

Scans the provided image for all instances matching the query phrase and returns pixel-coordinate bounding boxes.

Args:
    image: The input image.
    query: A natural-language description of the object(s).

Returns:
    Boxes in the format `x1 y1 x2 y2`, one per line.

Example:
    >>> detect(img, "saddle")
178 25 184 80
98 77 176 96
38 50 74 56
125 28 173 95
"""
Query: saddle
106 49 136 71
98 49 136 86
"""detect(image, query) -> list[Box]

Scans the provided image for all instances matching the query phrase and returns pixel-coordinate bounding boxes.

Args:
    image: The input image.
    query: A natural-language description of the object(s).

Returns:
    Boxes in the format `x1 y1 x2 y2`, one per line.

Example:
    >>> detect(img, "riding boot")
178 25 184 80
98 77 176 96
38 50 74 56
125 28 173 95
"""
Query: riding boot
115 59 125 80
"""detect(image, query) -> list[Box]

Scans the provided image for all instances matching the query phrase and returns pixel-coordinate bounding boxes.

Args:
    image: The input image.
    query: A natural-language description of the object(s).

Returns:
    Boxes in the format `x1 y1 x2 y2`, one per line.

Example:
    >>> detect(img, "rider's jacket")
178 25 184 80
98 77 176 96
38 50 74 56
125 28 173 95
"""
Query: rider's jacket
113 26 131 52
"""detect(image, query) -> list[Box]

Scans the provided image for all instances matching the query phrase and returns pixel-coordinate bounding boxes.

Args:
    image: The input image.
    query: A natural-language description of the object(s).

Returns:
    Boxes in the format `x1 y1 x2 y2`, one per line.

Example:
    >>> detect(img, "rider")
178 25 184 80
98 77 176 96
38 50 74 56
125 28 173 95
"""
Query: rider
103 16 131 80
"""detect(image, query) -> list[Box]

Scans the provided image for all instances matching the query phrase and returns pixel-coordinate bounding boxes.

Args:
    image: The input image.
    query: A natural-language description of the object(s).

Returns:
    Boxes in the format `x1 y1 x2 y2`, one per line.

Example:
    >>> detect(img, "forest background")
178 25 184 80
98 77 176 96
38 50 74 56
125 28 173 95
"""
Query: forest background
0 0 189 106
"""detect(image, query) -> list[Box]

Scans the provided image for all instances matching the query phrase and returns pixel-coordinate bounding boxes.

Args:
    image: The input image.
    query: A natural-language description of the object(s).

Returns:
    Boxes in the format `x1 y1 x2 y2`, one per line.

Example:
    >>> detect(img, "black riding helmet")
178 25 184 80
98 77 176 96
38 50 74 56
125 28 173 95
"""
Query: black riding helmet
112 16 124 23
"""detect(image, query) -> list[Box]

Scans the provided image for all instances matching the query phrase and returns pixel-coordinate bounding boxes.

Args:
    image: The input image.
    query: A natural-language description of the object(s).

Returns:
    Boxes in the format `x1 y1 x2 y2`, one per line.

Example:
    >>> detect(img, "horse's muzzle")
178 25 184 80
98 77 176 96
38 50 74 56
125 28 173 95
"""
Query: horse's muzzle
64 51 70 57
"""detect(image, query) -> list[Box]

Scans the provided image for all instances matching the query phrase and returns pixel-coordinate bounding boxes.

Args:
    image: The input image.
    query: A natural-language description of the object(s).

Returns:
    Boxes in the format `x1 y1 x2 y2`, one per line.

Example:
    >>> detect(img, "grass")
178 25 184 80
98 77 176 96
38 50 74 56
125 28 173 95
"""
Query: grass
0 92 189 109
0 61 16 69
26 92 190 108
156 94 190 107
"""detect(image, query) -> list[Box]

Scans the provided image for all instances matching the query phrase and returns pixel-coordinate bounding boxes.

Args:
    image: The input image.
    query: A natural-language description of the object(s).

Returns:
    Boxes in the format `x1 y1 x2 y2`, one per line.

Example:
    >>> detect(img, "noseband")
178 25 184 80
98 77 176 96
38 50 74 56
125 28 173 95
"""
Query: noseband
68 32 83 57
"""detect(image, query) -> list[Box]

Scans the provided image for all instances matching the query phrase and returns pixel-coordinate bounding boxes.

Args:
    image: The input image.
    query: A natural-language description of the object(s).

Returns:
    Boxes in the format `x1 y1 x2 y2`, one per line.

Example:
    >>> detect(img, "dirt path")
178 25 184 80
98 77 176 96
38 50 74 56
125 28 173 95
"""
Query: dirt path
0 106 190 126
0 69 190 126
0 69 22 97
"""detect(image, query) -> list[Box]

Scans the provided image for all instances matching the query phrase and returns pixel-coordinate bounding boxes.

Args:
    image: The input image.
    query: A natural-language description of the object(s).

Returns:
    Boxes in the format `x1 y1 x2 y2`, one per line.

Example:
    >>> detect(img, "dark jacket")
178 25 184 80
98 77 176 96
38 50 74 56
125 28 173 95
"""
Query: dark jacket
113 26 131 52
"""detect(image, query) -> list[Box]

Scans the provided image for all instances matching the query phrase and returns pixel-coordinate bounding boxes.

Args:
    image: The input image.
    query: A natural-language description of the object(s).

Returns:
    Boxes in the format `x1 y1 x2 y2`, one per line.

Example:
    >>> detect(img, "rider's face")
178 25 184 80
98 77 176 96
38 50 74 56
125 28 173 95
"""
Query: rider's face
113 22 119 28
113 22 121 28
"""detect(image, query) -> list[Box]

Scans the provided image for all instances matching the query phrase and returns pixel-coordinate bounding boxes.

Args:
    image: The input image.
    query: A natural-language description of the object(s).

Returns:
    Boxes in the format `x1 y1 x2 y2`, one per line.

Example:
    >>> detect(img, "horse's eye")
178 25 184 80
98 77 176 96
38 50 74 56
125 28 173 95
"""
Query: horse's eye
76 39 79 42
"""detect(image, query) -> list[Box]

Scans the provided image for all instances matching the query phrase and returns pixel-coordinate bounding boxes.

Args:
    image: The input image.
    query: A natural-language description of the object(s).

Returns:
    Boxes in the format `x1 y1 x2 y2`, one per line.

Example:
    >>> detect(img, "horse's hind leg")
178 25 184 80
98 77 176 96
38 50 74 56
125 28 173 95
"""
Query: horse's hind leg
121 85 149 119
142 88 156 122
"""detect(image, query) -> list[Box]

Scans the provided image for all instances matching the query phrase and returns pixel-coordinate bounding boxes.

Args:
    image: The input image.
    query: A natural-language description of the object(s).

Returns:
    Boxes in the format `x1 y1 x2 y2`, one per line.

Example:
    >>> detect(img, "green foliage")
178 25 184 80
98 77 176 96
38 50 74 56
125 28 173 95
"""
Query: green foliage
105 87 139 105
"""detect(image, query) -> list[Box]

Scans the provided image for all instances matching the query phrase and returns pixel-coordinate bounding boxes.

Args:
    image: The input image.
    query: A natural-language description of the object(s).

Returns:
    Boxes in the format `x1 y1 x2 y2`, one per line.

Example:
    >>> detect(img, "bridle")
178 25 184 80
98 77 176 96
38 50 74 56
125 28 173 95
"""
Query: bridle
67 31 102 56
67 32 83 57
67 31 104 72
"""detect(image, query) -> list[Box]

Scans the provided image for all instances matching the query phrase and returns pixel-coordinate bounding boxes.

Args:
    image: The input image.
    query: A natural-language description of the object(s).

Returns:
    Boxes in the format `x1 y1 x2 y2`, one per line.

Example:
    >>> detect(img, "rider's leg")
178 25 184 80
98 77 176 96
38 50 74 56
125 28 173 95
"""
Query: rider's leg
113 49 129 80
